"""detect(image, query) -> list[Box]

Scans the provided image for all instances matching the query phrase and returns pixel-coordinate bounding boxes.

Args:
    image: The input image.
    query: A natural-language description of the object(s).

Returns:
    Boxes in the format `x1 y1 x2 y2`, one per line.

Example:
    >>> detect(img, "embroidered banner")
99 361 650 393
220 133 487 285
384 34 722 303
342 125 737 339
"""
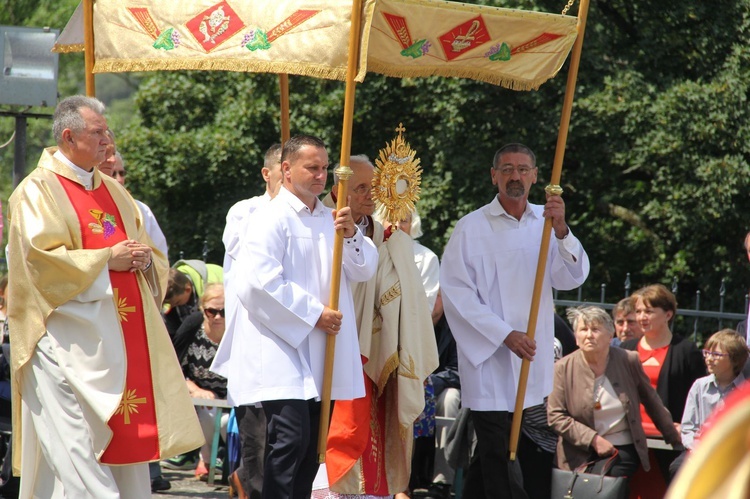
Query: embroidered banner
55 0 578 90
89 0 371 81
367 0 578 89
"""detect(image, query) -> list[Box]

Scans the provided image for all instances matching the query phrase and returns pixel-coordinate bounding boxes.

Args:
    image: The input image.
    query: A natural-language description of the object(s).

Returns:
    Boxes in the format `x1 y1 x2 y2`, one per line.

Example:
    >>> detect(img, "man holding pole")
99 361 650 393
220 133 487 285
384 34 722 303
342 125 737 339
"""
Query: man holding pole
211 142 282 497
231 135 377 498
440 143 589 498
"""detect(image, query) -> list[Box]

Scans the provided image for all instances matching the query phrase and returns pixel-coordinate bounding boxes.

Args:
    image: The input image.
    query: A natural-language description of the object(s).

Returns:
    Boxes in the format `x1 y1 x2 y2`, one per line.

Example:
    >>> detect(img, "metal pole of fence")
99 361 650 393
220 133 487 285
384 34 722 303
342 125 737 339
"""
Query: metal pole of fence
671 277 679 295
202 239 209 262
719 279 726 330
600 283 606 303
624 273 631 298
693 290 701 342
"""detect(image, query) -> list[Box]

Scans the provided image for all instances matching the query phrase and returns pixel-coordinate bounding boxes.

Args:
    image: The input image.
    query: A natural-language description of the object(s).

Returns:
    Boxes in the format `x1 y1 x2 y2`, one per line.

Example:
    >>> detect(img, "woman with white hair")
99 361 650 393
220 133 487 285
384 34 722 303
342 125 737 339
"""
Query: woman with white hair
548 306 681 479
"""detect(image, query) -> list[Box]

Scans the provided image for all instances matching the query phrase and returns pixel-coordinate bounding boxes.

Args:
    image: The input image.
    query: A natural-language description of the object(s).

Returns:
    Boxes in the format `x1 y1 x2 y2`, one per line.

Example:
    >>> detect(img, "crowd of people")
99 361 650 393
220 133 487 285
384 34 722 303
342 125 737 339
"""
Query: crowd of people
0 95 749 499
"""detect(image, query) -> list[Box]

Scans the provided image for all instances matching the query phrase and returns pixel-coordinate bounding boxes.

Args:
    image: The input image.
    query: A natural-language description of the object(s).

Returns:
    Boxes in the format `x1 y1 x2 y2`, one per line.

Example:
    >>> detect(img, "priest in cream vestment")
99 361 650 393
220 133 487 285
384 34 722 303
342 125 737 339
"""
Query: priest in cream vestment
6 96 202 499
323 156 438 497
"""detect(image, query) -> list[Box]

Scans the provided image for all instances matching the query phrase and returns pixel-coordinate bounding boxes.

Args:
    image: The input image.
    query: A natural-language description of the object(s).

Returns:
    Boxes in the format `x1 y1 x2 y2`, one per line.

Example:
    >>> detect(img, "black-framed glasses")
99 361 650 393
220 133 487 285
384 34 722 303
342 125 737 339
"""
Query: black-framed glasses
112 170 126 178
702 349 729 359
204 307 225 318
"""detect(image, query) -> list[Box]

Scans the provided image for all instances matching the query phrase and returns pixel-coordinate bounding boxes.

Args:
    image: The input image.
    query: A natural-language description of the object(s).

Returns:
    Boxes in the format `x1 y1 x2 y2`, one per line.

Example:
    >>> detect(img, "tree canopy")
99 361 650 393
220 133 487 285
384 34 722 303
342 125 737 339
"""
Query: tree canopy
2 0 749 319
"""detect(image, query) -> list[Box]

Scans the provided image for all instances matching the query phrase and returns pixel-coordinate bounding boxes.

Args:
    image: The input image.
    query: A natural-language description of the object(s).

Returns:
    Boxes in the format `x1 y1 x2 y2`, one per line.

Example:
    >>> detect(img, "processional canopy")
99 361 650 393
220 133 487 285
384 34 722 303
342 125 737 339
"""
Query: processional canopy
54 0 579 90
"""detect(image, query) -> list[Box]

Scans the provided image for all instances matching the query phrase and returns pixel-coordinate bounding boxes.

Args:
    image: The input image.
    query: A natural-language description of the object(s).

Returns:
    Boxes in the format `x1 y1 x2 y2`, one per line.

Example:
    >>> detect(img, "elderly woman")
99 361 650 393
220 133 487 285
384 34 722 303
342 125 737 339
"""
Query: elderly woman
548 306 680 478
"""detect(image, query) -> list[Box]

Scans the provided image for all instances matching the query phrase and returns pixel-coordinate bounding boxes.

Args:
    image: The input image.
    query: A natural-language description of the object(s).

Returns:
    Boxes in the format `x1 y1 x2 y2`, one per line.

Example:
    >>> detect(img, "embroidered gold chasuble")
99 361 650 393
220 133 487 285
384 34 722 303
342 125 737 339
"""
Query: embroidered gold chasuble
7 148 203 473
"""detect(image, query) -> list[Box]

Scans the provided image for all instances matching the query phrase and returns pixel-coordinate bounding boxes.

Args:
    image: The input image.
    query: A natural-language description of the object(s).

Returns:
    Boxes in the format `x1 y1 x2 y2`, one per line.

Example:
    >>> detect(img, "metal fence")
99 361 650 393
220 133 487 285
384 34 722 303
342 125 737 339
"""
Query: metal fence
554 273 748 345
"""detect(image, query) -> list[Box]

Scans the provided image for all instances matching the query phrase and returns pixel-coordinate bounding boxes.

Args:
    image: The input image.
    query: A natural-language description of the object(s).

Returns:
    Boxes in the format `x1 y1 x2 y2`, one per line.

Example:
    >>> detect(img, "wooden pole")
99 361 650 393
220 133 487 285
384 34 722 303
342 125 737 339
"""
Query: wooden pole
279 74 290 143
508 0 591 461
317 0 363 464
83 0 96 96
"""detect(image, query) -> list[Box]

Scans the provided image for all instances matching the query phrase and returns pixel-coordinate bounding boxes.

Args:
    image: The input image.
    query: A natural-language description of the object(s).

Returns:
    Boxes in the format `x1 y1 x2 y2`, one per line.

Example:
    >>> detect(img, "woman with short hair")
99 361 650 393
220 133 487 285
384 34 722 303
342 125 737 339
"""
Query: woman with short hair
548 306 681 479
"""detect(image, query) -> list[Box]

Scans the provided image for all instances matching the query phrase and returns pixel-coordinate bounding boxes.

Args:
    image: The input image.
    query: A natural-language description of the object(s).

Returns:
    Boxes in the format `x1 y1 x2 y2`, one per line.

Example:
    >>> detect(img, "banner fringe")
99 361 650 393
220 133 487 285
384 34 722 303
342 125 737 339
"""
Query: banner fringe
93 58 365 81
53 43 85 54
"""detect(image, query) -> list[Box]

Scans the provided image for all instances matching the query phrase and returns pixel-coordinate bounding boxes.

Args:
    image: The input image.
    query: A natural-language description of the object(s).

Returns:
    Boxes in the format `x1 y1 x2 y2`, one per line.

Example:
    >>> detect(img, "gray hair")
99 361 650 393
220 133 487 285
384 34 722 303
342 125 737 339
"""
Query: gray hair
566 306 615 336
492 143 536 169
52 95 106 145
333 154 373 185
114 151 124 169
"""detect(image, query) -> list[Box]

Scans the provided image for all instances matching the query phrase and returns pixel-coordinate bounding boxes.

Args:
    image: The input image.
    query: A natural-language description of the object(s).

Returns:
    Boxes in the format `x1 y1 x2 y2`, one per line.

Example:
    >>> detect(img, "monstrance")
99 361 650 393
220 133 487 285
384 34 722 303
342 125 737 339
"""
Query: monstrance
372 123 422 230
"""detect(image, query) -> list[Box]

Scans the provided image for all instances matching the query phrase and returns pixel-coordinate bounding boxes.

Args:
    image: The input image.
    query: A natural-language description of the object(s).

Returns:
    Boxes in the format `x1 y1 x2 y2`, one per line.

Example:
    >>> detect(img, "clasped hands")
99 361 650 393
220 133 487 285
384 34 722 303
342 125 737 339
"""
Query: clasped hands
108 239 152 273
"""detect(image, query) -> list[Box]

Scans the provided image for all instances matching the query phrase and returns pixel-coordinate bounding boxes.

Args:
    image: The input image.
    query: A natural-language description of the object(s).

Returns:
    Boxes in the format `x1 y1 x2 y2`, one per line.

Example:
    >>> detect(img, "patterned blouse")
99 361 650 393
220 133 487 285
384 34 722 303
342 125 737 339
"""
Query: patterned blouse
181 325 227 399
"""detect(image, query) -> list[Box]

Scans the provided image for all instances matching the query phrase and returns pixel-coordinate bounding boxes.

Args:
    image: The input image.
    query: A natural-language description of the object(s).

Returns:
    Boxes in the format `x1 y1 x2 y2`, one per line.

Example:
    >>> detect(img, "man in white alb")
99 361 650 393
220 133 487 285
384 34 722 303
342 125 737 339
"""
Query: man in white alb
228 135 378 498
440 143 590 499
212 143 282 497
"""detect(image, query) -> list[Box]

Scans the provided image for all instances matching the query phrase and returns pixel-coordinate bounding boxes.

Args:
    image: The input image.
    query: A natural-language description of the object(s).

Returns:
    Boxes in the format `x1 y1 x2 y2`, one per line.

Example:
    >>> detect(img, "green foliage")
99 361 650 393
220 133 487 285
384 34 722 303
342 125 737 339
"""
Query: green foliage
121 72 281 262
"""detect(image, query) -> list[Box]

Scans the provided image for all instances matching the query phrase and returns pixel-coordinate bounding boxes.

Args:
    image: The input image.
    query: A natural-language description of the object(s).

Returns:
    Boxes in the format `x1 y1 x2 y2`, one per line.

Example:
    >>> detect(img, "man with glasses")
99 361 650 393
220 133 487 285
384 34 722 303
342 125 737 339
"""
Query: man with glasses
440 143 590 499
108 152 169 260
322 156 437 497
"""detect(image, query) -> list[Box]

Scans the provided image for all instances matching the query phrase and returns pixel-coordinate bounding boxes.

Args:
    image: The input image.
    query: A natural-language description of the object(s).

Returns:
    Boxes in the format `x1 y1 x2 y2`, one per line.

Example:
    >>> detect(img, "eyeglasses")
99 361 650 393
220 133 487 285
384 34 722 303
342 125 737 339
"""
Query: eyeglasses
495 164 534 176
702 350 729 359
112 170 127 178
352 184 371 195
204 308 225 318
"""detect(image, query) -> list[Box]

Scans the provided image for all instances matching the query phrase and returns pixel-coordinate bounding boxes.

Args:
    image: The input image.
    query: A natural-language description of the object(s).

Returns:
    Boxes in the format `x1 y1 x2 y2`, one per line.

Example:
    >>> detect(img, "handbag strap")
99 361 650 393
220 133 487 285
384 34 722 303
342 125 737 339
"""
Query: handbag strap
596 449 620 493
567 449 620 496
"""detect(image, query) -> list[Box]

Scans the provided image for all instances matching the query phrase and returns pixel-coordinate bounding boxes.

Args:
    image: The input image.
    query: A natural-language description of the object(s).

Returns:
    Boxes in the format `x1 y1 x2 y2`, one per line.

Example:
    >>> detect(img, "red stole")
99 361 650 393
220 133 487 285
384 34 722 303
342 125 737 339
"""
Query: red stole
326 363 390 495
58 176 159 464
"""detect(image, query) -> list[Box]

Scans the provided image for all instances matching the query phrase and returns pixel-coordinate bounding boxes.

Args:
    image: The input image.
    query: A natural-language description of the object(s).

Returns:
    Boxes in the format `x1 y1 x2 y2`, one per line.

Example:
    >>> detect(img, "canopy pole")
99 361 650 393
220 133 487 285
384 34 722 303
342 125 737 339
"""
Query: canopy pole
508 0 590 461
317 0 363 464
83 0 96 96
279 74 290 143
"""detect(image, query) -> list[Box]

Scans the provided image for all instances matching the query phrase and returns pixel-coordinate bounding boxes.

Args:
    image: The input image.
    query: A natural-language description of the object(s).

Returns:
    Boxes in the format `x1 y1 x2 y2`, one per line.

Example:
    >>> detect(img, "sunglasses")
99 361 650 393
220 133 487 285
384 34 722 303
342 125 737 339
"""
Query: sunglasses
204 307 225 318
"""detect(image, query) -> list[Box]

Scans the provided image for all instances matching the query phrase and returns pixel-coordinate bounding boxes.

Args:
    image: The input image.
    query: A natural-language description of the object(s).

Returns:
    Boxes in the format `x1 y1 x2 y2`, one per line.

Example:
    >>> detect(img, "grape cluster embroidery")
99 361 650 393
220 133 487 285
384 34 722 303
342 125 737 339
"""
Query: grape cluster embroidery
89 209 118 239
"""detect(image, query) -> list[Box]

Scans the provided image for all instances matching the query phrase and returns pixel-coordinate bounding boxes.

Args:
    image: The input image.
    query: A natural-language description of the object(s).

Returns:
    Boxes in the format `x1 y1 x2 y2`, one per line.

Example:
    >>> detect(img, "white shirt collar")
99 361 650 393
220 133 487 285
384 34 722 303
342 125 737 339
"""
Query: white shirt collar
53 150 94 190
487 194 538 220
278 186 326 216
356 215 370 234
